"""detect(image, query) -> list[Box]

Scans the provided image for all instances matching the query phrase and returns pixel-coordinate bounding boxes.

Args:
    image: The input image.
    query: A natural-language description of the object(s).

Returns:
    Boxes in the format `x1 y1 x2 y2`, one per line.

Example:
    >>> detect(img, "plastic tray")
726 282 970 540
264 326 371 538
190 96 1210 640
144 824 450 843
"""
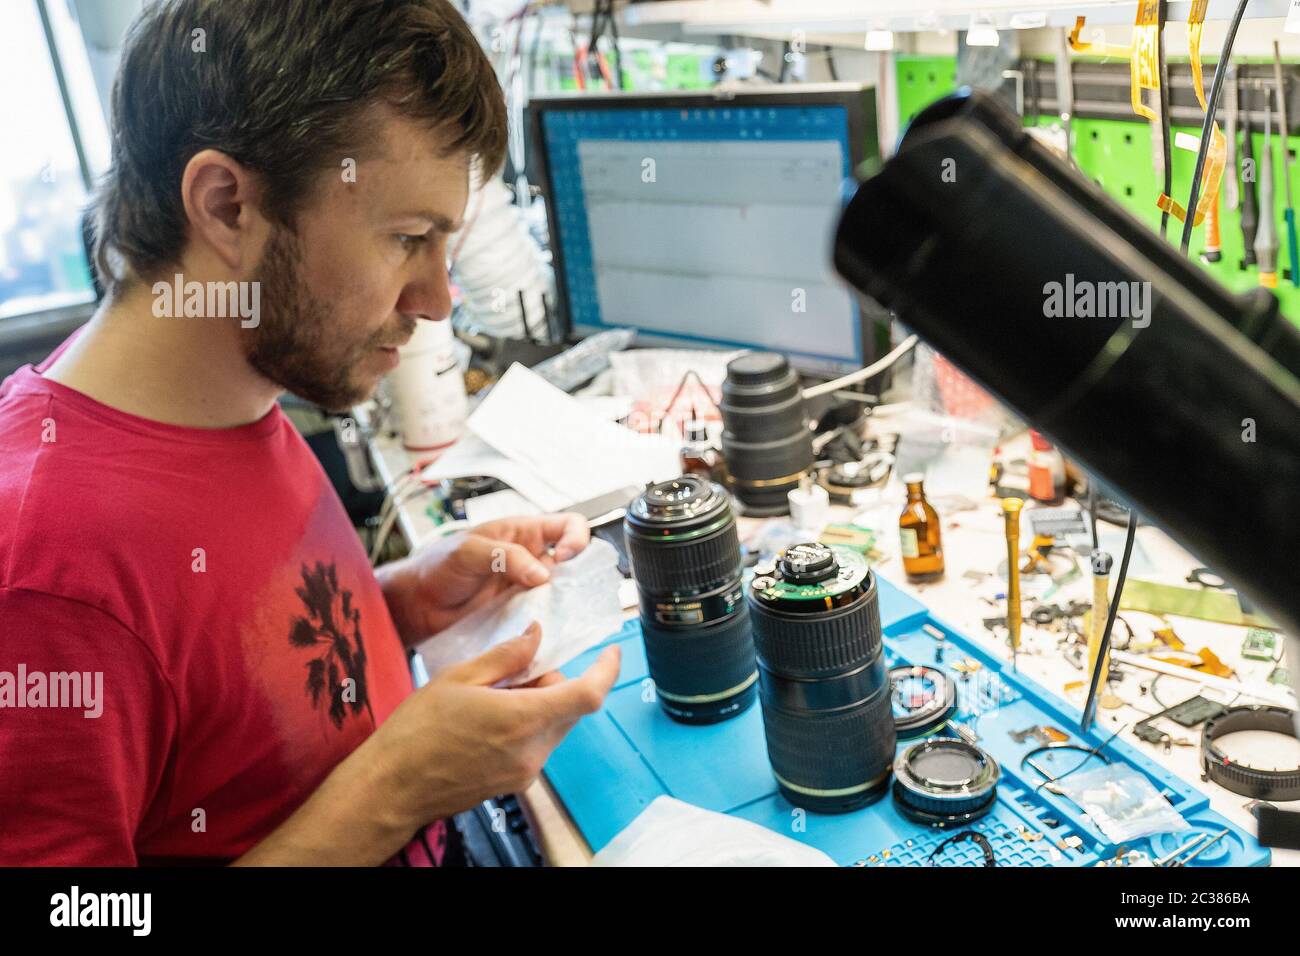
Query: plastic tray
545 574 1268 867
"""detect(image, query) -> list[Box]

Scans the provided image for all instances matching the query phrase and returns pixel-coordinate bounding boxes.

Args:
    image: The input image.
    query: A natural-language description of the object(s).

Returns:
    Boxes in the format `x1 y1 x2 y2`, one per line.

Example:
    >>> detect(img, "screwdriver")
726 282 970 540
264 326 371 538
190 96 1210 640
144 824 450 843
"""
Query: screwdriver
1170 829 1229 866
1241 109 1259 267
1226 64 1239 211
1256 100 1280 288
1088 551 1114 689
1155 832 1206 867
1201 185 1222 263
1273 42 1299 286
1003 497 1024 672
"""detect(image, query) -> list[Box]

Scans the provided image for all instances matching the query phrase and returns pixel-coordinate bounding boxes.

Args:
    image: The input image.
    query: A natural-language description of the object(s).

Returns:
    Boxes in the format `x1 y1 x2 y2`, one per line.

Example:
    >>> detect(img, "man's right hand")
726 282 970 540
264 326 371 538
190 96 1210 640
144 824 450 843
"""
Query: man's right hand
367 622 621 831
234 622 619 866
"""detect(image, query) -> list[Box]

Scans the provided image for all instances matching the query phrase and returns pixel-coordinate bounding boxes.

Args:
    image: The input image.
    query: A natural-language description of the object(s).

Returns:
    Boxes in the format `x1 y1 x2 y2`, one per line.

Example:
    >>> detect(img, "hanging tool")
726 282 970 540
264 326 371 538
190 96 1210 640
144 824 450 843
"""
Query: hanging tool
1241 107 1259 267
1155 1 1172 238
1226 65 1240 211
1055 28 1076 164
1274 42 1299 287
1256 98 1280 288
1156 45 1226 231
1185 3 1218 259
1202 189 1223 262
1003 498 1024 672
1176 1 1253 256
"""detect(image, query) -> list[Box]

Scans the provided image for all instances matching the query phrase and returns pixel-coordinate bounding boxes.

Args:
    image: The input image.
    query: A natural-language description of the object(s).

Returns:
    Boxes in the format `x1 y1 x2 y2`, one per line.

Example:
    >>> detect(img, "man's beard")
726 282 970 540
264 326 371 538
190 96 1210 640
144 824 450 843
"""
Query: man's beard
243 225 416 411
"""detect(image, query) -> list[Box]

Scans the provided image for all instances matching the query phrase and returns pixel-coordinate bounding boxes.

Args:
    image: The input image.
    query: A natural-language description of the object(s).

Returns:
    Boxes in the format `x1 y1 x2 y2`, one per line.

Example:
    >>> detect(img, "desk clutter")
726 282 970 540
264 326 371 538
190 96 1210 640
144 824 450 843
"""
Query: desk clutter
547 569 1269 867
369 340 1297 862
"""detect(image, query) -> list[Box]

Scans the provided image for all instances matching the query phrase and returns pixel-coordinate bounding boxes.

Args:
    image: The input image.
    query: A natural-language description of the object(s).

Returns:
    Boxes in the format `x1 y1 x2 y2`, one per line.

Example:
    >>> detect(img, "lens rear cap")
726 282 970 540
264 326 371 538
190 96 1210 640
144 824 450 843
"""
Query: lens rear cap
779 543 837 584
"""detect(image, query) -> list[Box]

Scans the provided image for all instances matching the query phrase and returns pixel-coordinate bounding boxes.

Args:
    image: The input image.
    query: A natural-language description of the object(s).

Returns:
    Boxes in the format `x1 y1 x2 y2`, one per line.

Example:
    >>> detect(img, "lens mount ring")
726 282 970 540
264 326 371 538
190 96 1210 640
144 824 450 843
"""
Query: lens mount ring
890 665 958 739
893 737 1000 825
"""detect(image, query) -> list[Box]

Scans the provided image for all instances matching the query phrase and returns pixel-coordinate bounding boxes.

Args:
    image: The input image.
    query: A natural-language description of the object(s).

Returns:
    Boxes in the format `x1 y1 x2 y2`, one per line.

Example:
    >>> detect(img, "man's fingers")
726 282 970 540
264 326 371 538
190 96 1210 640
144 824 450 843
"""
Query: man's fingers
444 621 542 686
457 534 550 587
545 512 590 562
465 514 589 570
521 670 565 689
535 645 621 718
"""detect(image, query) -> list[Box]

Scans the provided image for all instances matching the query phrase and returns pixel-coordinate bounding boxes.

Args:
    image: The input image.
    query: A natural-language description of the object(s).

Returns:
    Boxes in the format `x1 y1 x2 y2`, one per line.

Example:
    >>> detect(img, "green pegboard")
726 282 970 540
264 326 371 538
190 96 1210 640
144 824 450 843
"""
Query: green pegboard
1041 115 1300 327
896 55 958 131
666 52 709 90
892 54 1299 329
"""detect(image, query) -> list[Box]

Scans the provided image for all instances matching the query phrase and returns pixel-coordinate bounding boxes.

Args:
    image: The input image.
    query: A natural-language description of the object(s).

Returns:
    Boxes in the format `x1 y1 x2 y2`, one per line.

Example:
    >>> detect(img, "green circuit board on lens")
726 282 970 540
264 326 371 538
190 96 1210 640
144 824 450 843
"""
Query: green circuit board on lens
751 545 870 601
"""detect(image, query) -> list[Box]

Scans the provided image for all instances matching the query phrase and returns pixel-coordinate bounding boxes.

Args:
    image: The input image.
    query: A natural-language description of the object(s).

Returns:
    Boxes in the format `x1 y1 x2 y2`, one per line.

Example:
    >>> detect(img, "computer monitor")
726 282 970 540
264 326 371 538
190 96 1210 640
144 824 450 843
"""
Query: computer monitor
530 84 879 378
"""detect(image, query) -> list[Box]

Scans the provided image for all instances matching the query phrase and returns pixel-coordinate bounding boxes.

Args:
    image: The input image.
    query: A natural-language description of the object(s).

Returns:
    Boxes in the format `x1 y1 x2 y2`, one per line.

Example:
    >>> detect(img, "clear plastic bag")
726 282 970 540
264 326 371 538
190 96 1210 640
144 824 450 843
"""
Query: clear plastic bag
1054 763 1189 843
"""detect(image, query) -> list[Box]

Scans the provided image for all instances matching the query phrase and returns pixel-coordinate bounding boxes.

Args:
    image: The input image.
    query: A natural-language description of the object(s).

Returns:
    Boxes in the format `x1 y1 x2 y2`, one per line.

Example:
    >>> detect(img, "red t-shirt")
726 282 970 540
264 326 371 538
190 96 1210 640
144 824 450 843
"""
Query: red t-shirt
0 350 443 865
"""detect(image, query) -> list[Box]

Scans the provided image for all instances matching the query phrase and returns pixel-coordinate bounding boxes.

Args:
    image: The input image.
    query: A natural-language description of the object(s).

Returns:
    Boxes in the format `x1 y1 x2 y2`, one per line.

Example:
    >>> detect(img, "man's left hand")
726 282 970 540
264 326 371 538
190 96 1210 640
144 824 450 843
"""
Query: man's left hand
378 513 590 646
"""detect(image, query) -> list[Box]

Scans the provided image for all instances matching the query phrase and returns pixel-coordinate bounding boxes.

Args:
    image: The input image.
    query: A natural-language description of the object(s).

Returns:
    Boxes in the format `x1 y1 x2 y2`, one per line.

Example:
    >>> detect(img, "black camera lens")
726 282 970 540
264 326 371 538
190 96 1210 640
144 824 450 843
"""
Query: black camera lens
720 353 814 517
624 476 758 724
747 543 896 812
892 738 1000 827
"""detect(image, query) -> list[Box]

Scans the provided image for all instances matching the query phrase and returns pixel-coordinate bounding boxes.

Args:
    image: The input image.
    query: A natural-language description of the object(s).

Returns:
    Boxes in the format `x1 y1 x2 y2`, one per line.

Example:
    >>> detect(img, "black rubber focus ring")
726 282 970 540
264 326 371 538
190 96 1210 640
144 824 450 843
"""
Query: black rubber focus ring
1201 705 1300 802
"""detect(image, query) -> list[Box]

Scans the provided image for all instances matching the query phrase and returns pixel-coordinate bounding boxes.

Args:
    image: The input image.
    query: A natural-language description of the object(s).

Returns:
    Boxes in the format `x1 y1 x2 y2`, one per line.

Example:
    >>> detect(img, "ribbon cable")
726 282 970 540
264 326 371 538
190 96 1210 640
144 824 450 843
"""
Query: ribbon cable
1156 0 1225 228
1068 6 1157 121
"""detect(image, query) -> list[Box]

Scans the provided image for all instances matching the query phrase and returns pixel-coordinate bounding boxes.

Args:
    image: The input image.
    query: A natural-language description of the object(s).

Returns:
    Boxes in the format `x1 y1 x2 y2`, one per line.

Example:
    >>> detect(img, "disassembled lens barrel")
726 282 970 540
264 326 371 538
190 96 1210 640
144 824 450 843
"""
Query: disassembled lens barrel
748 542 896 813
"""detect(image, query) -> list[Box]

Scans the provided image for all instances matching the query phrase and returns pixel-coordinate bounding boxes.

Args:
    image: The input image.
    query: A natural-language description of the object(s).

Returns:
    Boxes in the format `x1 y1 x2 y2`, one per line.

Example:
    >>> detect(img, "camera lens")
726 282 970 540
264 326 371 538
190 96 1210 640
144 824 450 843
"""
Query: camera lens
720 353 814 517
747 543 896 812
624 476 758 724
892 738 1000 826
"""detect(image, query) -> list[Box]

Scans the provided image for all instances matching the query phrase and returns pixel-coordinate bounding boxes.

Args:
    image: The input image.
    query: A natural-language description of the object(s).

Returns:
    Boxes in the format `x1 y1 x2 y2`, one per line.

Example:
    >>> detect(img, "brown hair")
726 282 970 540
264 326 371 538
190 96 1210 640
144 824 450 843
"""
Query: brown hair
92 0 507 291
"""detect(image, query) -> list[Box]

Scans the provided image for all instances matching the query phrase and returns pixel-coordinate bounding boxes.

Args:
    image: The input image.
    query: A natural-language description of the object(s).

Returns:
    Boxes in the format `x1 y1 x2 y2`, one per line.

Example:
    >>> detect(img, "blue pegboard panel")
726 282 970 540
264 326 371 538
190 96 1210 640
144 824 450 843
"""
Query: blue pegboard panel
546 574 1269 866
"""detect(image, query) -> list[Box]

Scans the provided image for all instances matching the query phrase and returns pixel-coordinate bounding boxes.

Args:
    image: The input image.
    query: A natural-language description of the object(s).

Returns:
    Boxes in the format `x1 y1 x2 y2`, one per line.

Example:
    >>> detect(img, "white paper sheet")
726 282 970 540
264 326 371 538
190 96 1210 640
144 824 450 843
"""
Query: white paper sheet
415 538 625 686
592 796 837 867
467 363 681 507
418 432 573 513
462 489 542 525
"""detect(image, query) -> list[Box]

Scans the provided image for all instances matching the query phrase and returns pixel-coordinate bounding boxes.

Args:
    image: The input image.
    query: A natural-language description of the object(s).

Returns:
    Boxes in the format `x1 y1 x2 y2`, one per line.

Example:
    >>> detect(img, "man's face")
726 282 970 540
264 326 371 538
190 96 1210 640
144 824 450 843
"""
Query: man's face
242 108 469 411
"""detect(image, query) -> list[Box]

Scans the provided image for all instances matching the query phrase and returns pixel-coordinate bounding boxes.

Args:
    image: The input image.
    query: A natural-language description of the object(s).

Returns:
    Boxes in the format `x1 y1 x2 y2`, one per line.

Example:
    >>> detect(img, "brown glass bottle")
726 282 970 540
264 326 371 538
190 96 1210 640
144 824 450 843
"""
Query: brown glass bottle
899 473 944 581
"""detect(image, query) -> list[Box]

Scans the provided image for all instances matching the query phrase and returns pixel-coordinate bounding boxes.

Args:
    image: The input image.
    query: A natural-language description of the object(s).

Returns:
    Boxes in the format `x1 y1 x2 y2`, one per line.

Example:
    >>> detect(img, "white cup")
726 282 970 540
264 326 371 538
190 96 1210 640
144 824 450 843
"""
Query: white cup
387 319 467 451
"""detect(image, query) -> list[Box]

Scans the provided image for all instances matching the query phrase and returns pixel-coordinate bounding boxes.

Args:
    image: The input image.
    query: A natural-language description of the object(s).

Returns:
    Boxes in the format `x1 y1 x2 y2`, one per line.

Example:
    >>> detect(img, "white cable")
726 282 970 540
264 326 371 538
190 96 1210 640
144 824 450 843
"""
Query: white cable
801 334 919 400
370 479 435 565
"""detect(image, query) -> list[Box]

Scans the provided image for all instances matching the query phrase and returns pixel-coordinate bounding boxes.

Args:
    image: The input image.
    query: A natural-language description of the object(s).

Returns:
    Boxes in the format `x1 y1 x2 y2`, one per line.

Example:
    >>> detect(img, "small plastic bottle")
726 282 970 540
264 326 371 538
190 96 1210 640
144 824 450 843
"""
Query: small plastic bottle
899 473 945 581
1028 430 1066 504
680 420 715 478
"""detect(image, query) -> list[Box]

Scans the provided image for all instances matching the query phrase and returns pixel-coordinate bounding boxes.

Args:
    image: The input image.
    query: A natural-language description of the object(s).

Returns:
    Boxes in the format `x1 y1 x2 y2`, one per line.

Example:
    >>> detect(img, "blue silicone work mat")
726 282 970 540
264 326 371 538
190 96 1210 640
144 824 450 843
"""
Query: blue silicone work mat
546 574 1269 867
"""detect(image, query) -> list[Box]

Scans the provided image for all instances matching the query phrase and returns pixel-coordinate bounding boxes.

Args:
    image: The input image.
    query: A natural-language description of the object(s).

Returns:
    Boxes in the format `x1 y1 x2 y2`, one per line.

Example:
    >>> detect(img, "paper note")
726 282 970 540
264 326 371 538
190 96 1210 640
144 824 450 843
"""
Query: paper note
468 363 681 507
463 489 543 525
419 432 572 512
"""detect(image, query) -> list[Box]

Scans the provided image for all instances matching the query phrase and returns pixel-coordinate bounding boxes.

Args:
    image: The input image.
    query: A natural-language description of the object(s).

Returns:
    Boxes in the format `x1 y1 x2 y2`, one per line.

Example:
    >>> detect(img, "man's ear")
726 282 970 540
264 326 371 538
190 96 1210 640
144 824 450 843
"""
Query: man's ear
180 149 262 273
